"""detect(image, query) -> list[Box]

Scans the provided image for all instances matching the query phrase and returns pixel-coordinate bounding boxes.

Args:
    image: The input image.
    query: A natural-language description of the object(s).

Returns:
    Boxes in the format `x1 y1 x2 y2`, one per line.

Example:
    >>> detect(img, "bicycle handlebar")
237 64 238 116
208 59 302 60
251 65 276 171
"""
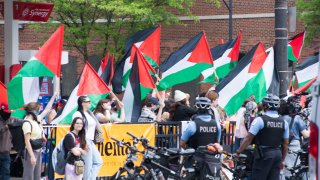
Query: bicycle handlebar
127 132 139 140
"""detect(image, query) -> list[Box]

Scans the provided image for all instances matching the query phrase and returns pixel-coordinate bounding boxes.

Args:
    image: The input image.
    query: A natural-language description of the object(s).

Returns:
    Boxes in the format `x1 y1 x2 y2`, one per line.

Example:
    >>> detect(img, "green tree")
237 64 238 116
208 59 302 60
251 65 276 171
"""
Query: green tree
32 0 220 62
297 0 320 42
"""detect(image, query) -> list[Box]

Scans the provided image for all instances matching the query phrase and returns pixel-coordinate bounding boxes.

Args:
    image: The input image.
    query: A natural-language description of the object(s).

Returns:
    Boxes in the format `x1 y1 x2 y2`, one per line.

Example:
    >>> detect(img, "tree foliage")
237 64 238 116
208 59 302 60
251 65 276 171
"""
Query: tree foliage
297 0 320 42
31 0 220 62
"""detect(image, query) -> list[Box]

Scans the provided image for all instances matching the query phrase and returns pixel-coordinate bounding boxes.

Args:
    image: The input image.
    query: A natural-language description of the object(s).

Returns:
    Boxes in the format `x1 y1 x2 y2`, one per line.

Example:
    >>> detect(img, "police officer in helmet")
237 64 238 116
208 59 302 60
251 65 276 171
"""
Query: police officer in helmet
235 94 289 180
180 97 222 151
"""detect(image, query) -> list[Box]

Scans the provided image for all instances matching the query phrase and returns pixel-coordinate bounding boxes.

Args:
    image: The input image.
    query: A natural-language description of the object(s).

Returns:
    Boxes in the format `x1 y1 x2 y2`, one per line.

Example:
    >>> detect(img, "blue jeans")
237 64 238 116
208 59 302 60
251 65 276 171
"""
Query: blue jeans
83 140 102 180
0 153 11 180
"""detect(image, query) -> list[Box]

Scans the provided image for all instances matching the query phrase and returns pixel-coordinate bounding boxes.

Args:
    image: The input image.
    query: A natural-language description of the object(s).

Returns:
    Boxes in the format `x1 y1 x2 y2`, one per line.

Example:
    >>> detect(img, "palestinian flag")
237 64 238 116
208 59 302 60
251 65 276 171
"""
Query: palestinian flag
294 77 317 94
288 31 305 62
51 62 110 124
200 31 242 84
157 32 213 91
0 81 8 105
98 52 114 85
8 25 64 110
122 45 155 123
216 43 276 116
295 54 319 91
112 26 160 93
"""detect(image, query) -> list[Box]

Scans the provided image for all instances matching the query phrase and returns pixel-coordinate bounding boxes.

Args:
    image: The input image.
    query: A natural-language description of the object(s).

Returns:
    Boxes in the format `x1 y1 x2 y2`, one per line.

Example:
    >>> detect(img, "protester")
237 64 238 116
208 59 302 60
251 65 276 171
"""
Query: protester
0 104 12 180
72 96 102 180
206 89 222 123
94 98 112 123
47 99 67 124
138 96 165 122
244 101 258 128
22 92 58 180
279 97 310 179
233 100 249 153
109 100 125 123
63 117 87 180
169 90 196 121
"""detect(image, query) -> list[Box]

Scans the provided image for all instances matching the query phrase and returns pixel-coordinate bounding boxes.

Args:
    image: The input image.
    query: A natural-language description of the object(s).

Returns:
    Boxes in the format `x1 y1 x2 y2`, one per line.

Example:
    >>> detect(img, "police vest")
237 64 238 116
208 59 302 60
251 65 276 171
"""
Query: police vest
188 116 218 149
255 115 285 147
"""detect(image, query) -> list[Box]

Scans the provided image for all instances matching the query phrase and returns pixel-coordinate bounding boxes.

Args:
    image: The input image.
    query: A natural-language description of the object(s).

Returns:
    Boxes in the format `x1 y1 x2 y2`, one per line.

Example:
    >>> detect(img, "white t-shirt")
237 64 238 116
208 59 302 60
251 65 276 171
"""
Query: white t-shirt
72 111 97 140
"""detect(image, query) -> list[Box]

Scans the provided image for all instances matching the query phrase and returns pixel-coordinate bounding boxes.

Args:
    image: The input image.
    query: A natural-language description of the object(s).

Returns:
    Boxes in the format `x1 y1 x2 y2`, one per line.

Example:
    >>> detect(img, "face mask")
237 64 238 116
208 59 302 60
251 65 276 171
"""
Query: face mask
106 105 111 111
151 106 158 112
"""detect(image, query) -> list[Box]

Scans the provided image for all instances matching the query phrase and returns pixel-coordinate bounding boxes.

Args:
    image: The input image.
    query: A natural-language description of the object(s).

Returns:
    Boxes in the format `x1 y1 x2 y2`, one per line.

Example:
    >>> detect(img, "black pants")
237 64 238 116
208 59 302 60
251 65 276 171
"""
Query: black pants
251 148 282 180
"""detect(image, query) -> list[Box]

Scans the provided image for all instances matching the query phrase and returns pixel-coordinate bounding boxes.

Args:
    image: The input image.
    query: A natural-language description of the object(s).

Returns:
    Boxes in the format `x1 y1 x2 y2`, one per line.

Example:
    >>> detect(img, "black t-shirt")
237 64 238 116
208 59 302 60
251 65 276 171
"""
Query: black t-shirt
63 132 82 165
171 104 196 121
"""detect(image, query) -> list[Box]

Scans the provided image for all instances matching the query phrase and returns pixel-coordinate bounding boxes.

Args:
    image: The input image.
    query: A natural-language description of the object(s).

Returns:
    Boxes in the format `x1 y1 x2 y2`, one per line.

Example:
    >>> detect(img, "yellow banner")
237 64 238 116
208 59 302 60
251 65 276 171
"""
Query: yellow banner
55 123 155 177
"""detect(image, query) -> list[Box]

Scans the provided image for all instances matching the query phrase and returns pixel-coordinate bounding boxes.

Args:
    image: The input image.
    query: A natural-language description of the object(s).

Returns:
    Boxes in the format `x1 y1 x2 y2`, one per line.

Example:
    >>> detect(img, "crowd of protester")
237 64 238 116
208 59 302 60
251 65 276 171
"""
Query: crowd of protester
0 85 313 179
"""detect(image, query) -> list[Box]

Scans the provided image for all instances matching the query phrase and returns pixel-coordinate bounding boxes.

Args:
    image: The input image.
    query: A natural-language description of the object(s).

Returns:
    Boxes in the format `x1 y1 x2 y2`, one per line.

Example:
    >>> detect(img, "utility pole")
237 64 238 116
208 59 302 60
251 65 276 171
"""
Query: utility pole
222 0 233 41
229 0 232 41
4 0 19 84
275 0 288 98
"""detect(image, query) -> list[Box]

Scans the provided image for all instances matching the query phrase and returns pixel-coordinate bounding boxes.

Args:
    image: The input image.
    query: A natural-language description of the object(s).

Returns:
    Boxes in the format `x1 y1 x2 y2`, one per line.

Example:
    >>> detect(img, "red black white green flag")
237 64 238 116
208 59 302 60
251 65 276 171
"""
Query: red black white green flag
122 45 156 123
157 31 213 91
52 62 110 124
295 54 319 92
98 52 114 86
216 43 277 115
288 31 305 62
200 31 242 84
112 26 160 93
8 25 64 111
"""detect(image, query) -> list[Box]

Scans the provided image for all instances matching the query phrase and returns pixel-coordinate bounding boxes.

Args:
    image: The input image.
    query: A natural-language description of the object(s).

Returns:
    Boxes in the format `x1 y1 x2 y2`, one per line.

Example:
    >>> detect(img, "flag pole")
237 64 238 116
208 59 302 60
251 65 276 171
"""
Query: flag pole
54 76 60 100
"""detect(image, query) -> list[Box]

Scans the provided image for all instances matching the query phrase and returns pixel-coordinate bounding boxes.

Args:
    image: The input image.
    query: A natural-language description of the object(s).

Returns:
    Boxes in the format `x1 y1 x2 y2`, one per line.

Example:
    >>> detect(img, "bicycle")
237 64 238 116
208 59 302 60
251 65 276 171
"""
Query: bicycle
284 149 309 180
157 147 196 180
109 136 142 180
110 132 174 180
221 152 252 180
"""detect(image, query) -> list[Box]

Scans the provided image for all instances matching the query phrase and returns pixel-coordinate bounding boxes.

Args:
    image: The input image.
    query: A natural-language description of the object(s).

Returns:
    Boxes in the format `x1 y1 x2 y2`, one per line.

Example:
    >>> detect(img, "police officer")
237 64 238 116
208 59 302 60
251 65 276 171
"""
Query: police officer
235 94 289 180
180 97 222 151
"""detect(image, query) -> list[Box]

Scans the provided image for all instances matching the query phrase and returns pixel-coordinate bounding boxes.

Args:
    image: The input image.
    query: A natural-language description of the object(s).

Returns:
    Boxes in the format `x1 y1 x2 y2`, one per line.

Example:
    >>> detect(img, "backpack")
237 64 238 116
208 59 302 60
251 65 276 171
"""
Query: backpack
8 120 32 156
52 132 75 175
194 149 222 179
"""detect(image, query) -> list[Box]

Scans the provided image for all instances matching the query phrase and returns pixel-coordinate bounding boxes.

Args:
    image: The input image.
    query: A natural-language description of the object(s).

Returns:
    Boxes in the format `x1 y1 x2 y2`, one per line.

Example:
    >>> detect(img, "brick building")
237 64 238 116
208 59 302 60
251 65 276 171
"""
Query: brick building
0 0 319 95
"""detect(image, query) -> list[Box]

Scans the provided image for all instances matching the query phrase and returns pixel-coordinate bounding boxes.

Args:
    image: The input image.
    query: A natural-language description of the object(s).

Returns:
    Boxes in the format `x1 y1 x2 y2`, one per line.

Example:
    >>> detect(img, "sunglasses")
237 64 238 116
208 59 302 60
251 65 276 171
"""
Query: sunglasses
83 101 91 103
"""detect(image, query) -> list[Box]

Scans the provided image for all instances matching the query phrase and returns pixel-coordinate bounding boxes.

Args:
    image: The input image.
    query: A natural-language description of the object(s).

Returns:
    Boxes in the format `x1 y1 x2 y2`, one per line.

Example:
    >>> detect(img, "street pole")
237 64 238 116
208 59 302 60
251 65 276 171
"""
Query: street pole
229 0 232 41
4 0 19 84
275 0 288 98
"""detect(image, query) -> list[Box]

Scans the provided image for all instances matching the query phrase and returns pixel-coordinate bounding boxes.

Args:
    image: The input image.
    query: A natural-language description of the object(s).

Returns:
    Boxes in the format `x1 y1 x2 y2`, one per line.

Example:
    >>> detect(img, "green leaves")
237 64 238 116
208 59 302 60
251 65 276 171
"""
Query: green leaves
33 0 220 62
297 0 320 43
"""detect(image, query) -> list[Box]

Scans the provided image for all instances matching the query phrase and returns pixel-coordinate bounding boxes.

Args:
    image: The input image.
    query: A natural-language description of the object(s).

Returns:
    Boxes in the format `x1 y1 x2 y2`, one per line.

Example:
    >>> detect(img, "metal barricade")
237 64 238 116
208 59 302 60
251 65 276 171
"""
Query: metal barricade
42 125 57 180
155 121 182 149
41 121 236 179
221 121 236 152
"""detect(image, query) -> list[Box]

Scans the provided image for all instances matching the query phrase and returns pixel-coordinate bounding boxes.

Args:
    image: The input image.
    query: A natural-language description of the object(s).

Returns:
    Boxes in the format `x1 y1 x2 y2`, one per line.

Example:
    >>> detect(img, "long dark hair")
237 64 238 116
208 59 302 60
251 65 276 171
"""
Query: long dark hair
169 99 187 119
70 117 87 149
94 99 110 116
77 95 89 121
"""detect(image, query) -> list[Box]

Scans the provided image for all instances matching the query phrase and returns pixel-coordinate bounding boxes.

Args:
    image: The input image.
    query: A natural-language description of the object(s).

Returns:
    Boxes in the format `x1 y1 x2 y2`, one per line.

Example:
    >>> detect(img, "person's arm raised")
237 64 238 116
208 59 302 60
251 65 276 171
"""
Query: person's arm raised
39 92 59 121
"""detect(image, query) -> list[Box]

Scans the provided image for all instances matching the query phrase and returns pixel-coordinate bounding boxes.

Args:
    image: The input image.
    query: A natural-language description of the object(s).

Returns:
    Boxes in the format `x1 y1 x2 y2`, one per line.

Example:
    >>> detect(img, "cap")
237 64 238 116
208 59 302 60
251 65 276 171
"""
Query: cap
148 97 159 105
